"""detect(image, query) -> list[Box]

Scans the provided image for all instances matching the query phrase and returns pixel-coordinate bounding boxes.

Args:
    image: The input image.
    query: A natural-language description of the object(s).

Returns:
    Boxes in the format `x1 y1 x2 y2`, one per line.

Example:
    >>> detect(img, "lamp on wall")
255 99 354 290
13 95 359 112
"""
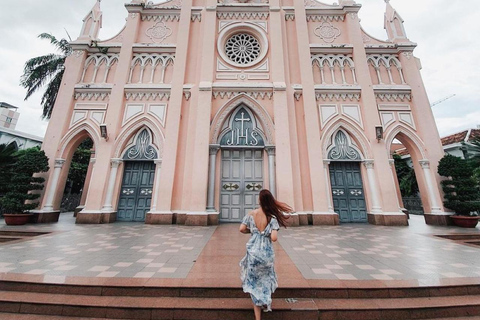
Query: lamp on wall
375 126 384 142
100 124 109 141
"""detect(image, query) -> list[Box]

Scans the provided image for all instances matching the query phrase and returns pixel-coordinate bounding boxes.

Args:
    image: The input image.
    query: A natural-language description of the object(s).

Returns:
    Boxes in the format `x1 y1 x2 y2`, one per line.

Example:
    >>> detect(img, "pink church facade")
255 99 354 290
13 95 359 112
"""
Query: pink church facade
35 0 449 226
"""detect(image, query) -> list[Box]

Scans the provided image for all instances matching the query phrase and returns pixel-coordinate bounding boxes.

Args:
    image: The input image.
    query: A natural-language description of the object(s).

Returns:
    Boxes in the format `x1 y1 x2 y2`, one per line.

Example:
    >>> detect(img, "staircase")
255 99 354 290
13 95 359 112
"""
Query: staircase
0 280 480 320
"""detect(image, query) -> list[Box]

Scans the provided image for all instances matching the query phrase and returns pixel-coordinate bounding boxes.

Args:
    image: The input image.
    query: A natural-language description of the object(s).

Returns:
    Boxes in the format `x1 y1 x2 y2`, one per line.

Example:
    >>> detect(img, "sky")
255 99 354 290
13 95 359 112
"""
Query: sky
0 0 478 139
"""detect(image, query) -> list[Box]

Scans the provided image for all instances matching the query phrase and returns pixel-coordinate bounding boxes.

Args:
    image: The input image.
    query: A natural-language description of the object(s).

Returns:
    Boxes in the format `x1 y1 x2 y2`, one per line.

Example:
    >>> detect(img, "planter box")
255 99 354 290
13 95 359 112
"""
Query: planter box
450 215 479 228
4 214 33 226
31 211 60 224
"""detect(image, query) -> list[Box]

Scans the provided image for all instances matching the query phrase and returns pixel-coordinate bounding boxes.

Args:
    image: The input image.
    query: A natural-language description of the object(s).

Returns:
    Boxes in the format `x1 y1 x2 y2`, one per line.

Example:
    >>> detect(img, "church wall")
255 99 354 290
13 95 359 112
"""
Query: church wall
33 0 448 227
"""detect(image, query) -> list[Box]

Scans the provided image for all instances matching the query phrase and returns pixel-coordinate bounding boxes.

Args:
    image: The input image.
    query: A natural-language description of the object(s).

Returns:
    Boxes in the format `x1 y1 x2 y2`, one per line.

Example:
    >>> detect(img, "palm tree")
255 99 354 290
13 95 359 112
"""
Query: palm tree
20 33 72 119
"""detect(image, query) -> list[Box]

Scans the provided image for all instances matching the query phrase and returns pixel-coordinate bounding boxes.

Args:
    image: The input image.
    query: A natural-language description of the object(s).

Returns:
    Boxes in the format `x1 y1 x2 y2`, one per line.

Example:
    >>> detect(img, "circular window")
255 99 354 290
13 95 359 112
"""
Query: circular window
224 33 261 65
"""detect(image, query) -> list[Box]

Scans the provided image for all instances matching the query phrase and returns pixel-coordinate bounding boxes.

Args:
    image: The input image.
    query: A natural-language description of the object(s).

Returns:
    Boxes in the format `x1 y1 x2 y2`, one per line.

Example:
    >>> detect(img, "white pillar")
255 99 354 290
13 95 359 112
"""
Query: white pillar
323 160 334 212
43 159 66 211
265 146 276 197
150 159 163 211
206 145 220 212
419 160 443 214
101 158 122 212
364 160 382 214
388 159 402 210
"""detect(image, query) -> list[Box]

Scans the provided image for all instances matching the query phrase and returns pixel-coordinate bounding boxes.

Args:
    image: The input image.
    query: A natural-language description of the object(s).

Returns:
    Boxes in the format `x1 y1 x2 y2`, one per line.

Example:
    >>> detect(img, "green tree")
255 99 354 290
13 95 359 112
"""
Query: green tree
0 147 49 214
393 153 419 197
0 143 18 195
438 154 480 216
65 138 93 194
20 33 72 119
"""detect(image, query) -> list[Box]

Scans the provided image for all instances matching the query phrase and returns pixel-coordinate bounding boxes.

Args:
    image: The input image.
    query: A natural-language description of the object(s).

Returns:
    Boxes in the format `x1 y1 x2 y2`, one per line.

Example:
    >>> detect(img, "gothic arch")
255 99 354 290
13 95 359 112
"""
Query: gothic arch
114 117 164 159
385 125 427 159
59 122 101 159
321 119 372 159
210 94 275 144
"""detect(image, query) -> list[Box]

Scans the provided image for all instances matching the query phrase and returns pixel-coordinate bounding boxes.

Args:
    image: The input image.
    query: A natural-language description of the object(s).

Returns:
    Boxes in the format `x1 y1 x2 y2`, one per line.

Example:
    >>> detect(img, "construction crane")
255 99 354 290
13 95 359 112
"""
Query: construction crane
431 94 456 107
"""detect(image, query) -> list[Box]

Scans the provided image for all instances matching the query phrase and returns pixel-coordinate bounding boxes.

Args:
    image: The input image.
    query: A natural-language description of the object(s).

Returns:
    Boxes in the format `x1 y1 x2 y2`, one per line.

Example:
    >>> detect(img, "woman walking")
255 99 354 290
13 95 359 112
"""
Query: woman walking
239 189 293 320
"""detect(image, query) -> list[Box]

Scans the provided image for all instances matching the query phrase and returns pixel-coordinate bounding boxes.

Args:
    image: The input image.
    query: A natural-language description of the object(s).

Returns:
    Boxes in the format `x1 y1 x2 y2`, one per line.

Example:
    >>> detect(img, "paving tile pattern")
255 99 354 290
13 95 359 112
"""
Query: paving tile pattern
0 214 216 279
1 214 479 282
279 215 480 281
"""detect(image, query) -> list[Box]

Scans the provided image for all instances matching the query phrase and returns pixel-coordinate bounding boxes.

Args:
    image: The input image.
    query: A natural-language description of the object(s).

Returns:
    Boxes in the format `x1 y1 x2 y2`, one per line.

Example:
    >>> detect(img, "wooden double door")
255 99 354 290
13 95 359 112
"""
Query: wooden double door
329 162 367 223
117 161 155 222
220 149 264 222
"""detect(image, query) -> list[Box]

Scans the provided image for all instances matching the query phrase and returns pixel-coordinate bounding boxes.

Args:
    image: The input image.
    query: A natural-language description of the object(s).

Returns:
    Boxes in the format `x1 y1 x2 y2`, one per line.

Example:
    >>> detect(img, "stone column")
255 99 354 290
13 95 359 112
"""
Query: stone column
265 146 276 197
101 158 122 212
206 145 220 212
151 159 163 212
363 160 382 214
323 160 334 212
419 160 443 214
42 159 66 212
389 159 404 210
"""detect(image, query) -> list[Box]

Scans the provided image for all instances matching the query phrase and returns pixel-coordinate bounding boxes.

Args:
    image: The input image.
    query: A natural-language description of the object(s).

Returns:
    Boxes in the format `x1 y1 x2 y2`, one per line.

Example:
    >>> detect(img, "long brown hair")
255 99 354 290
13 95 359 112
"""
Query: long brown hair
259 189 293 228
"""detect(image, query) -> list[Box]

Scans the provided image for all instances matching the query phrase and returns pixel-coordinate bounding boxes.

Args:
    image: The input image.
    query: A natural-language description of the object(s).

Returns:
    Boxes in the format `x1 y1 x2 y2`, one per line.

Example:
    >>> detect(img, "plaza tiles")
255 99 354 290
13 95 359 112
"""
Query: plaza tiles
0 214 479 286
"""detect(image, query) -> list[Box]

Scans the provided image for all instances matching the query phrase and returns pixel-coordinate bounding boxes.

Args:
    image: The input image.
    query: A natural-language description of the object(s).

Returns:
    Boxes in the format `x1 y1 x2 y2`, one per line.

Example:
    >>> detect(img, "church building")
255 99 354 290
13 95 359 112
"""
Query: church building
35 0 449 226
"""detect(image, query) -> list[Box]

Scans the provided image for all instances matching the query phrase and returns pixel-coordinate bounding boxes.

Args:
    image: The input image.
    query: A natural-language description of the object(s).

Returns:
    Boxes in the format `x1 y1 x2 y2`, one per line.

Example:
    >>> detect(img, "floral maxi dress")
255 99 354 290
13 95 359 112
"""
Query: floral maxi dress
240 214 280 310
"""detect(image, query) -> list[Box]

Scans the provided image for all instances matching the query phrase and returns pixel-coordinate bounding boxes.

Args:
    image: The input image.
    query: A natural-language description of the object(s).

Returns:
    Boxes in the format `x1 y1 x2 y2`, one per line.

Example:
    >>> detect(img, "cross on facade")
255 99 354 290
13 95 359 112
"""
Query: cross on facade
235 112 251 135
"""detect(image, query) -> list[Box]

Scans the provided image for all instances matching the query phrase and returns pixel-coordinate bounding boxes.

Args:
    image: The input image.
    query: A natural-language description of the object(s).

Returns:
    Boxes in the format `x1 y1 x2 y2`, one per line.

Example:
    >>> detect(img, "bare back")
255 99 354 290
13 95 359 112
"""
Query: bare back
251 209 269 232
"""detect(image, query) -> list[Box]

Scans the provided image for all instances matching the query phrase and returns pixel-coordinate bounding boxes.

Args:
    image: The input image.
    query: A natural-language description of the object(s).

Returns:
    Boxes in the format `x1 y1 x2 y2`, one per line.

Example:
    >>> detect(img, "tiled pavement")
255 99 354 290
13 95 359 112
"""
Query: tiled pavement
0 213 479 283
0 214 216 279
279 215 480 281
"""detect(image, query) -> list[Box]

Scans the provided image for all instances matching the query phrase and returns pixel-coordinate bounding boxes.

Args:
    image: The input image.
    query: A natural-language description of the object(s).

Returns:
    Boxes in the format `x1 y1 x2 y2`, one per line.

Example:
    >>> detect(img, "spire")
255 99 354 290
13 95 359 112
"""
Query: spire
384 0 408 42
78 0 103 41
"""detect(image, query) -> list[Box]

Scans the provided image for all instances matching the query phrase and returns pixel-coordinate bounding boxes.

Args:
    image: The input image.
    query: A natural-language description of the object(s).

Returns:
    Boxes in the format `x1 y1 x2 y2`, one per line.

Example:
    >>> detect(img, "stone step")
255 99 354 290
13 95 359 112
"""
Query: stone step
1 279 479 299
1 290 480 320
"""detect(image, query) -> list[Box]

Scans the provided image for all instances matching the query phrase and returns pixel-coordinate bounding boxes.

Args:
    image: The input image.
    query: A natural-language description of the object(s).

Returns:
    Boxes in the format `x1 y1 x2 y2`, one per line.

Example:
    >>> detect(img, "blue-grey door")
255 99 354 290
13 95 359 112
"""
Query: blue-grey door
220 149 263 222
329 162 367 223
117 161 155 222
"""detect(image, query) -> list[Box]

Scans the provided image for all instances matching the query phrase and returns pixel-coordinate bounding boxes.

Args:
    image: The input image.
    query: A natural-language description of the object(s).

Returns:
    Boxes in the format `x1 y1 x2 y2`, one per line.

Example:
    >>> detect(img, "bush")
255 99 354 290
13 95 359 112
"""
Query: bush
0 147 49 214
438 154 480 216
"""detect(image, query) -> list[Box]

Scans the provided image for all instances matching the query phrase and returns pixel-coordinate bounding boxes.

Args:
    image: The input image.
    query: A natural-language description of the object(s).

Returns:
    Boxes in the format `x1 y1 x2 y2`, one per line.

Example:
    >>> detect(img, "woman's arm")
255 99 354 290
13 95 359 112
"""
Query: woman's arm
239 223 250 234
271 230 278 242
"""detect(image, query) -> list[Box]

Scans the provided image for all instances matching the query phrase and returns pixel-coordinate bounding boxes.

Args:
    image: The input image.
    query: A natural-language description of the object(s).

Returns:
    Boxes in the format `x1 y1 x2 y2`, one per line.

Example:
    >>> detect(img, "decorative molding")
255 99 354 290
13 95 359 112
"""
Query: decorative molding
307 15 344 22
73 50 83 58
74 91 110 101
191 12 202 22
316 92 361 101
419 159 430 169
125 91 171 101
209 144 221 155
145 0 182 9
217 12 269 20
54 159 66 168
327 130 361 161
292 85 303 101
111 158 123 168
265 145 275 156
123 129 158 161
213 90 273 100
402 52 413 60
375 92 412 101
363 160 375 170
314 22 341 43
146 22 173 43
285 13 295 21
141 14 180 23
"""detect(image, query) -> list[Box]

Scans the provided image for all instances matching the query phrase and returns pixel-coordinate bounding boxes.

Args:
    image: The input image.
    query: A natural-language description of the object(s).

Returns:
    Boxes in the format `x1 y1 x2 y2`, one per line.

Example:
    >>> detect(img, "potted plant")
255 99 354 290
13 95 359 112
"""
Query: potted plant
438 154 480 228
0 147 49 226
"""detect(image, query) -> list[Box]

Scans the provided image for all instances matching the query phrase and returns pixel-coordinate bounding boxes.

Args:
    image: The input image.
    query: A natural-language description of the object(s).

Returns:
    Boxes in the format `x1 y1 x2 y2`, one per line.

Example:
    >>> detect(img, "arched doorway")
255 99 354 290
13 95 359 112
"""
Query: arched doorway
327 130 367 223
218 105 268 222
117 128 158 222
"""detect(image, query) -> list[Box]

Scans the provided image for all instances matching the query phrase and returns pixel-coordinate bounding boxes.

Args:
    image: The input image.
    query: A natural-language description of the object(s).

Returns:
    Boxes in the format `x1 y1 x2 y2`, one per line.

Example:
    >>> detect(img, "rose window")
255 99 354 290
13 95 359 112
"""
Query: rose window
225 33 261 65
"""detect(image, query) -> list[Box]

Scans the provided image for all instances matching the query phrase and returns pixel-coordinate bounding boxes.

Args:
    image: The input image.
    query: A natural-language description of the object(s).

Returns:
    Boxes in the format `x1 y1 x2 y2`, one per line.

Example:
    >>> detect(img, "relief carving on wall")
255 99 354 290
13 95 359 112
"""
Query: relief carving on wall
146 22 172 43
314 22 341 43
